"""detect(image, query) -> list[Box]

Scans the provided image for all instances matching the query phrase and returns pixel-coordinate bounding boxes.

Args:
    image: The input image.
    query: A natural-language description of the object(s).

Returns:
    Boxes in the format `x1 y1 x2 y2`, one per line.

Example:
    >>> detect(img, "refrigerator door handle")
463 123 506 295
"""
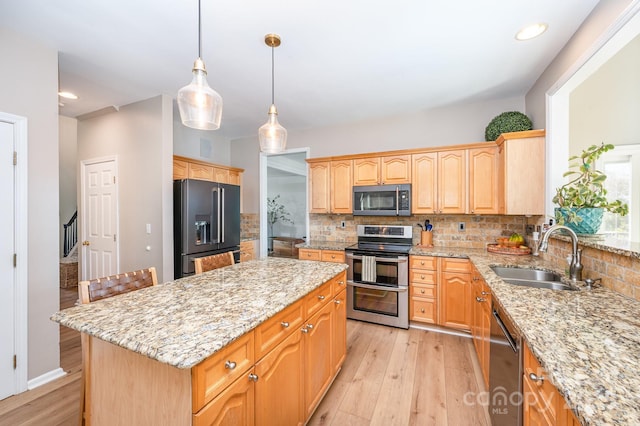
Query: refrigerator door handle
220 187 225 243
215 188 221 244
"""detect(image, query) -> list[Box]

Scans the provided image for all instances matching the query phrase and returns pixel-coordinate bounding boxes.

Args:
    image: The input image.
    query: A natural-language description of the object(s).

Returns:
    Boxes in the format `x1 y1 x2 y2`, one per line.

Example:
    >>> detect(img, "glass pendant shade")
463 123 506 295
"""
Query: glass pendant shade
259 104 287 153
178 58 223 130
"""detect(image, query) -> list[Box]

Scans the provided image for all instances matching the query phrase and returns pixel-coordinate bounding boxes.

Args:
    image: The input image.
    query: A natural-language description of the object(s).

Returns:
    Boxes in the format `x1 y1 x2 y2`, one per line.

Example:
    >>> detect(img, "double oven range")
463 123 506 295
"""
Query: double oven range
345 225 411 329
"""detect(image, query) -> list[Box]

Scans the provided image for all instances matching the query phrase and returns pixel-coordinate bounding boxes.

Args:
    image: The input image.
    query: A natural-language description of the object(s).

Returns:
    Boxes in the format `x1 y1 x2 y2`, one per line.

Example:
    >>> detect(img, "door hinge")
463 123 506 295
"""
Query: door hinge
13 151 17 165
113 176 116 184
113 234 116 242
13 355 17 369
13 253 17 267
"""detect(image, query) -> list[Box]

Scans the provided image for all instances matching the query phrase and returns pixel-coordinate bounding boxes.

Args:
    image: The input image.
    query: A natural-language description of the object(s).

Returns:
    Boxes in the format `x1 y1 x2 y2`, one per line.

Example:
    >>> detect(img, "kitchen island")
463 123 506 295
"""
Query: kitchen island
52 258 348 425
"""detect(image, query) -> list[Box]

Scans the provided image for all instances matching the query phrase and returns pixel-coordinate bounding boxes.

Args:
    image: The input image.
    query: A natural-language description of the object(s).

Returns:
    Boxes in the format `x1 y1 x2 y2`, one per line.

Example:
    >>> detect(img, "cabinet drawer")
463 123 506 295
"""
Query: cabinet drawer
410 255 437 271
192 331 254 412
255 298 305 359
331 271 347 296
411 284 436 299
305 279 333 318
411 270 437 285
441 257 470 273
299 249 321 261
411 298 437 323
321 250 345 263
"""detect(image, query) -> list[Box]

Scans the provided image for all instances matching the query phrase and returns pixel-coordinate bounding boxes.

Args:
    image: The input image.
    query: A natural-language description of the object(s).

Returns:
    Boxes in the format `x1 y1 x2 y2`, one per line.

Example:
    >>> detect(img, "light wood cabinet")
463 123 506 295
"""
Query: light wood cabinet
353 155 411 186
470 266 491 388
299 248 345 264
523 341 581 426
330 160 353 214
309 161 330 213
331 288 347 374
303 300 334 419
254 298 305 359
468 146 500 214
496 130 545 215
409 255 438 324
173 155 244 186
193 370 255 426
412 150 466 214
439 258 471 331
240 240 256 262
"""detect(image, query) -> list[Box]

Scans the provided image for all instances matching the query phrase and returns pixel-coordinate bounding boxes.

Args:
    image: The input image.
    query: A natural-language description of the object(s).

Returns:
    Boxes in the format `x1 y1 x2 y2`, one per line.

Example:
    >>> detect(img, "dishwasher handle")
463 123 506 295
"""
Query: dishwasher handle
493 309 518 353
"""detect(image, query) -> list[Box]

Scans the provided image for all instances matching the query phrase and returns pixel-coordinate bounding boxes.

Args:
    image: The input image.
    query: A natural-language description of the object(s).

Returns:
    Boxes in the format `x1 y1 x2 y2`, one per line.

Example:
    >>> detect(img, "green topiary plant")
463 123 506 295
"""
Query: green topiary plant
484 111 533 141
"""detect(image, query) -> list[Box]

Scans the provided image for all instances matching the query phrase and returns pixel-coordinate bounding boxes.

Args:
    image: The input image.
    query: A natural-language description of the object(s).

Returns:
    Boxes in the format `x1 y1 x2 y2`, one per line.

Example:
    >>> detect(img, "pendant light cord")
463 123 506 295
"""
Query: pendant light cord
198 0 202 59
271 45 275 105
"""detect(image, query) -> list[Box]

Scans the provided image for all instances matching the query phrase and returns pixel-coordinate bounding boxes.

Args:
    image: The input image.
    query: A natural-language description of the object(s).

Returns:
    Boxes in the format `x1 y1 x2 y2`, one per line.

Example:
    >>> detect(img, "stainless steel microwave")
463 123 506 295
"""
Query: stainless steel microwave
353 184 411 216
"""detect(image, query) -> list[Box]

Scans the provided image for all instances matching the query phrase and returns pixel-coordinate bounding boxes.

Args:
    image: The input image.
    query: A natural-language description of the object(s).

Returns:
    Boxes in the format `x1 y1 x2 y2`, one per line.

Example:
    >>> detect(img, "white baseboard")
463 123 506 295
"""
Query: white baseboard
27 368 67 390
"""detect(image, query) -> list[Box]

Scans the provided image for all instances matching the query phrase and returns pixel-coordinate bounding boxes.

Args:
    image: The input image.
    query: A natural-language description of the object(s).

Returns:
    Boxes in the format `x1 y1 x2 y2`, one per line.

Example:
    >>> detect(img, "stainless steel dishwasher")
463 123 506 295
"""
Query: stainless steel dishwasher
489 302 522 426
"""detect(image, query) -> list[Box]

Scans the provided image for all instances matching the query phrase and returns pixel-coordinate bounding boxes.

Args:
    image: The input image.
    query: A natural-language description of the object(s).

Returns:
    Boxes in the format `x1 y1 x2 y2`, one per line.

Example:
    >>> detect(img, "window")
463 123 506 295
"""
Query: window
598 144 640 241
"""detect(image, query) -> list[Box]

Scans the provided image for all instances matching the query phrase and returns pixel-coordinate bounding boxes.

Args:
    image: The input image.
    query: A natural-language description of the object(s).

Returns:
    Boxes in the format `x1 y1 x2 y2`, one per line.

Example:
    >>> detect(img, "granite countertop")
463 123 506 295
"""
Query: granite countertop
296 241 354 251
51 258 347 369
412 245 640 425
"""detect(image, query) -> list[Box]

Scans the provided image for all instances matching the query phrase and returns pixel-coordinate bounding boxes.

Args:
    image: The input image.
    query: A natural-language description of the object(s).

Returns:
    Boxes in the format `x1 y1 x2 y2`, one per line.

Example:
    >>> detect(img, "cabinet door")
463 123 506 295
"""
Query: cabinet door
439 271 471 330
229 170 241 186
500 134 545 215
254 329 304 426
303 301 334 419
213 167 230 184
189 163 215 181
381 155 411 184
353 158 380 186
523 375 554 426
332 288 347 374
330 160 353 214
438 150 466 214
469 146 499 214
309 162 330 213
298 248 321 261
320 250 345 263
193 372 255 426
411 153 437 214
173 159 189 180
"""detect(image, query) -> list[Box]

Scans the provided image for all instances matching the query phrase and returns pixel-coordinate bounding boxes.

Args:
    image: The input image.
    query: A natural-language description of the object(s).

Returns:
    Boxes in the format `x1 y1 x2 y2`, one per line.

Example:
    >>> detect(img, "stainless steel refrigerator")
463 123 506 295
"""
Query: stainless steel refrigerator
173 179 241 278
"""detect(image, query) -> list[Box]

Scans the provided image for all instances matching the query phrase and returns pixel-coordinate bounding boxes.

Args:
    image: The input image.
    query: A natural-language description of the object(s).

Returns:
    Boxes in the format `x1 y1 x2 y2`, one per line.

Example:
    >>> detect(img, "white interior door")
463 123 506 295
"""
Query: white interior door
0 120 16 400
82 159 118 280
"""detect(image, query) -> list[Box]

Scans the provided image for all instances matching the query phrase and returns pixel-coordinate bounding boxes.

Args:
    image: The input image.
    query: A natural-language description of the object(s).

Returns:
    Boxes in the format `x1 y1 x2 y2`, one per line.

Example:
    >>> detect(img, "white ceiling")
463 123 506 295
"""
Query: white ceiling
2 0 600 140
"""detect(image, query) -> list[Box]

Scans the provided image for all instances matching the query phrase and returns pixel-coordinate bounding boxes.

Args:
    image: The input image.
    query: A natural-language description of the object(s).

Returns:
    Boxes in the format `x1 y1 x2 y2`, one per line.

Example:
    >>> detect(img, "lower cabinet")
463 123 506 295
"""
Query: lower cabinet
298 248 345 264
192 271 347 425
470 266 491 388
523 342 581 426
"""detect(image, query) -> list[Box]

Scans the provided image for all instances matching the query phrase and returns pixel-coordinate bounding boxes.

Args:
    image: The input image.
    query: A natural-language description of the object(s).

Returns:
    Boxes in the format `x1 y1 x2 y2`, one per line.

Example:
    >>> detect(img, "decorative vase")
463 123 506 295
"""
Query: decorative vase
554 207 604 235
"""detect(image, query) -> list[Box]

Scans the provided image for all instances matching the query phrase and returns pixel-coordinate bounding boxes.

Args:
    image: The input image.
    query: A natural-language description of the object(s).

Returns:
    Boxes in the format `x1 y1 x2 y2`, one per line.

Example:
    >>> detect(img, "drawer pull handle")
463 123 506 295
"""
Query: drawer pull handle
334 299 341 305
331 255 335 259
420 308 425 313
529 373 545 383
301 326 309 333
306 323 314 330
420 261 425 265
225 361 237 370
338 280 345 285
248 373 259 382
476 297 485 302
318 295 325 300
481 291 490 296
420 289 425 294
420 275 425 279
281 321 289 328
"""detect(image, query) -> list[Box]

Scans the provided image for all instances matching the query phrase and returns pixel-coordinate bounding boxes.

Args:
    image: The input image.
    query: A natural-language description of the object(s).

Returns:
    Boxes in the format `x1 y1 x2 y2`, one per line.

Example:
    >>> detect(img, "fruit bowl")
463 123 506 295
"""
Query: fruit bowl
496 238 521 248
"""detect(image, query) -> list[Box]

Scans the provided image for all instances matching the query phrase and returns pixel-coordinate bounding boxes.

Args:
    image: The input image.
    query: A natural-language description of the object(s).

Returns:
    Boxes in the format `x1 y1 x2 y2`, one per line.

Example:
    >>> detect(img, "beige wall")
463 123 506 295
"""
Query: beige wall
570 33 640 153
232 96 525 213
77 95 174 282
59 116 78 253
172 109 232 165
0 28 60 380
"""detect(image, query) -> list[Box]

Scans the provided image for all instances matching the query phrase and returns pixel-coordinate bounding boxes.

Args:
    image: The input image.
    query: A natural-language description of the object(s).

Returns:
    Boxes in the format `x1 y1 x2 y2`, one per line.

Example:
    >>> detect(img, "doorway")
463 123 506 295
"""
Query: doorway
259 148 309 258
0 112 28 399
80 157 119 280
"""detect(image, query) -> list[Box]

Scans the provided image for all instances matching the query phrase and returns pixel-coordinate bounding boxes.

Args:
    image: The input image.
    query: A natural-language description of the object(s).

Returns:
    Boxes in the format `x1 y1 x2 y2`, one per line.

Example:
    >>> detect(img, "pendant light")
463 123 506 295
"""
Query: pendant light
259 34 287 153
177 0 223 130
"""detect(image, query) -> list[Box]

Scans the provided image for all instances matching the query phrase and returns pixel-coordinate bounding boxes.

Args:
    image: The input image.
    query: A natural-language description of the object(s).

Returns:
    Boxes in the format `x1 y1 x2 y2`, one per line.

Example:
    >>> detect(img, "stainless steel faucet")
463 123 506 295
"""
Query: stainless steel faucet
536 224 583 281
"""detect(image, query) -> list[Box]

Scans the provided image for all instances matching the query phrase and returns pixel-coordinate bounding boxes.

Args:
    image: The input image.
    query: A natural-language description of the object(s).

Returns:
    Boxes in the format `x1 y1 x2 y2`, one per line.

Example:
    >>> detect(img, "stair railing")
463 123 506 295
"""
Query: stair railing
63 210 78 257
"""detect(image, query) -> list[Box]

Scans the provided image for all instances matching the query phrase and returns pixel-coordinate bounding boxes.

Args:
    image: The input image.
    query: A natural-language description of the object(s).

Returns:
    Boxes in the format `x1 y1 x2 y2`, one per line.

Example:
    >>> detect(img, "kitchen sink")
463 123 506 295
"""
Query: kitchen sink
490 266 576 291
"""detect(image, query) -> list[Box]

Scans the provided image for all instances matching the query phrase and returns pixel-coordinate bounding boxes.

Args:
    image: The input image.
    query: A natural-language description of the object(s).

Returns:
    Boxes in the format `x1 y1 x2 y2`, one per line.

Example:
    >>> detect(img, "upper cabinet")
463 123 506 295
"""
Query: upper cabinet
308 159 353 214
173 156 244 186
353 155 411 186
496 130 545 215
412 150 466 214
468 146 499 214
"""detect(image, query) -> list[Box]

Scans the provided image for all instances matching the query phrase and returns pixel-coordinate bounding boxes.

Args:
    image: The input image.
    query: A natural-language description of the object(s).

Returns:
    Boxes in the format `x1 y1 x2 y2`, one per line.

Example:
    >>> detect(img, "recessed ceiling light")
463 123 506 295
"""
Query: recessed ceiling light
58 91 78 100
515 23 548 41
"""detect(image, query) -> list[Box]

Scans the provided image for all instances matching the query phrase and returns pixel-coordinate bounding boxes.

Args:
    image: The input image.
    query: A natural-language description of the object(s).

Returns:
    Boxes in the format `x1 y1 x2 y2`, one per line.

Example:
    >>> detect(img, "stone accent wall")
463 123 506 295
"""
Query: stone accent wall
241 213 260 240
309 214 535 248
540 238 640 301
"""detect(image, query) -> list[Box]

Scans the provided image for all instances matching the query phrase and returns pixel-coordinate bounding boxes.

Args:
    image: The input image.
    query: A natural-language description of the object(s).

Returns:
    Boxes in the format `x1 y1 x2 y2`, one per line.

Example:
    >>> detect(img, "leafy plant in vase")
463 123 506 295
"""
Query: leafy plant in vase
267 194 293 241
553 143 628 234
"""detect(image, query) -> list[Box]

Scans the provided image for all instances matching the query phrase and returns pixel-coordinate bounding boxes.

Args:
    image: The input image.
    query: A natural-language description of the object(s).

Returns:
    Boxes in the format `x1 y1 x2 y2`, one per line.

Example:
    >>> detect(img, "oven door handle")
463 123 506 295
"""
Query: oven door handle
346 252 408 264
348 281 408 293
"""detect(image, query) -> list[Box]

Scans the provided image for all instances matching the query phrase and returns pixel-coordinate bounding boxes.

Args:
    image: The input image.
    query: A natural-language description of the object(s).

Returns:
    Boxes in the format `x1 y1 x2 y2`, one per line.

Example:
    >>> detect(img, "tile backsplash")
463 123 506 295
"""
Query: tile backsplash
309 214 538 248
241 213 260 240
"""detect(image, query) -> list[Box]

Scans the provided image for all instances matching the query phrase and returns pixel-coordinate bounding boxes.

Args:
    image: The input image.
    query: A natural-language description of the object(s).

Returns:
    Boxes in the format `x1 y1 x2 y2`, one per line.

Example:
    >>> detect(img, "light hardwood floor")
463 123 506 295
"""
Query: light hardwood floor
0 289 489 426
